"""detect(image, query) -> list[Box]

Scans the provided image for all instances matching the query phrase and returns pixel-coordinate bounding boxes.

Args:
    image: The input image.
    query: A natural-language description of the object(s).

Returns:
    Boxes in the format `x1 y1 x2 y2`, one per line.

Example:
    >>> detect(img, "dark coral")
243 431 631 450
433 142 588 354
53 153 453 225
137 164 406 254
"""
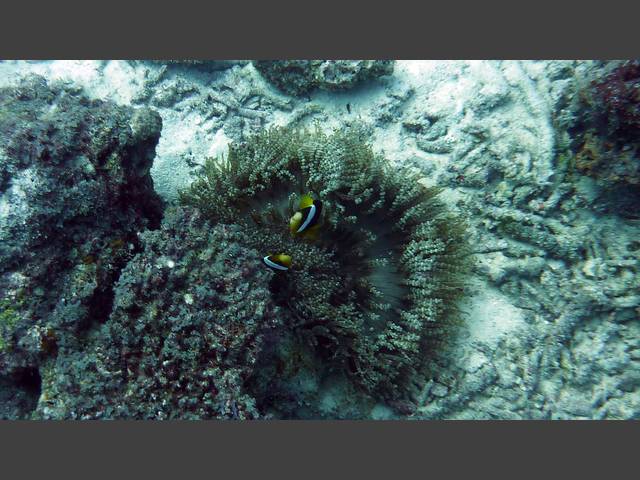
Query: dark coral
564 61 640 217
36 208 279 419
590 60 640 143
0 76 163 418
254 60 394 96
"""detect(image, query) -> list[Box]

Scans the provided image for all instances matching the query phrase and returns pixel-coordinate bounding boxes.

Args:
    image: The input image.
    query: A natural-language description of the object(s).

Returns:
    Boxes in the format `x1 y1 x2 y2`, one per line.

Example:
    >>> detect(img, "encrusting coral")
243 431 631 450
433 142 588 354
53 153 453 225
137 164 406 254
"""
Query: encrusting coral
253 60 394 96
0 77 164 418
35 209 279 419
180 126 470 406
566 61 640 211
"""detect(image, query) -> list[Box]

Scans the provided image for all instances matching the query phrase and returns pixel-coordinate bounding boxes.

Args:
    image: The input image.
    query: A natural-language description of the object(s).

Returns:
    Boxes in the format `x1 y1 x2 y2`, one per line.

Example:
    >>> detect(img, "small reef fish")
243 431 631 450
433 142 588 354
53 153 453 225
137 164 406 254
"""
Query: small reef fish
263 253 292 271
289 193 323 238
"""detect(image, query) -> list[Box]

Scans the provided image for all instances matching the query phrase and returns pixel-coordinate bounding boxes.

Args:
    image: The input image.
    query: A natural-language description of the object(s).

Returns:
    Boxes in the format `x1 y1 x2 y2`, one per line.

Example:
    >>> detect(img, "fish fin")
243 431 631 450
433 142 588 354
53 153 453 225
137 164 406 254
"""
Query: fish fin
289 211 303 235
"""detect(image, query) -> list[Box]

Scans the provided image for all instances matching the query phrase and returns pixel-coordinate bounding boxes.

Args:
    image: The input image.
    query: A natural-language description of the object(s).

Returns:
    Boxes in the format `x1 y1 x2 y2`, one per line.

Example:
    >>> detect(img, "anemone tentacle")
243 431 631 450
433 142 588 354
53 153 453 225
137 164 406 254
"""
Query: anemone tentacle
180 126 471 401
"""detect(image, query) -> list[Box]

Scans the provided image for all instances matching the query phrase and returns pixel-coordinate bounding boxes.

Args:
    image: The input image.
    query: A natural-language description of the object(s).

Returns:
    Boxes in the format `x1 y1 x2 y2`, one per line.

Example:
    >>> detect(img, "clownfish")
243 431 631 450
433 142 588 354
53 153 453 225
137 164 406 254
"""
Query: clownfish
289 193 323 238
263 253 292 271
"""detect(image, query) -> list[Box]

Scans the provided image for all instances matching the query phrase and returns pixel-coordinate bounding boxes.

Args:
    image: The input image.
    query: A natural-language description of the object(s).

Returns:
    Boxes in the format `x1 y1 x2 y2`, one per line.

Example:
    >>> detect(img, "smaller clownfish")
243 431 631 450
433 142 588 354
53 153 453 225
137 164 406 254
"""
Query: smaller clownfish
263 253 292 271
289 193 322 238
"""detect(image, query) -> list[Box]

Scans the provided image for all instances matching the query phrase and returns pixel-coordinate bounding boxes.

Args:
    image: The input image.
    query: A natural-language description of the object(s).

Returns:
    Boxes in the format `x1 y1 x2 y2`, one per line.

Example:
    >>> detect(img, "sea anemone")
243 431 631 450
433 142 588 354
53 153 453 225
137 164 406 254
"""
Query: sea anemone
179 126 470 404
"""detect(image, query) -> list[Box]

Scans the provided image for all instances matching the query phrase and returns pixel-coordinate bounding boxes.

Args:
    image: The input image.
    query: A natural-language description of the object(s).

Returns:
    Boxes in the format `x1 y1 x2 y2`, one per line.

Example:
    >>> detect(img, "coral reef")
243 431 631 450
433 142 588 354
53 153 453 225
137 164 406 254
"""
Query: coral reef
561 61 640 216
407 60 640 419
590 61 640 144
253 60 394 96
36 208 279 419
145 60 246 71
180 126 470 412
0 76 163 418
1 60 637 420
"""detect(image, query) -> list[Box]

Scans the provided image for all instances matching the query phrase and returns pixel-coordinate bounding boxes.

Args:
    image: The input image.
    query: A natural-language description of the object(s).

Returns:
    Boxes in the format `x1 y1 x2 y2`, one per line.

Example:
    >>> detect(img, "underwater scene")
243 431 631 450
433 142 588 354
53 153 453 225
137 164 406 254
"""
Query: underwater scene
0 60 638 420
